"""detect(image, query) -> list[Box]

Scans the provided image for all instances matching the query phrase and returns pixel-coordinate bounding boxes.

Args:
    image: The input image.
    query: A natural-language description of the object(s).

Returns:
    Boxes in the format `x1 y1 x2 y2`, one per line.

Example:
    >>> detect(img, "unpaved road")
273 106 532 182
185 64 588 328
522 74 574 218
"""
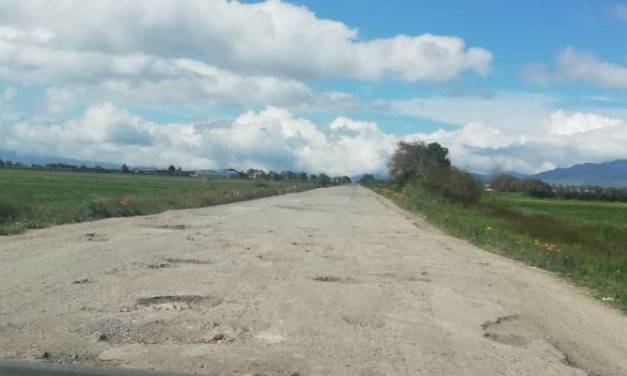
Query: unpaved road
1 186 626 376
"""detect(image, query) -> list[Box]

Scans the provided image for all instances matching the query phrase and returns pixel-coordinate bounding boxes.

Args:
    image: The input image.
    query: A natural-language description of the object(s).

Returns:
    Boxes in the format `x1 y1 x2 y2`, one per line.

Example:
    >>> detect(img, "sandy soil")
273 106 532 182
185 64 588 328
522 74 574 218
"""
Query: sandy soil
0 185 626 376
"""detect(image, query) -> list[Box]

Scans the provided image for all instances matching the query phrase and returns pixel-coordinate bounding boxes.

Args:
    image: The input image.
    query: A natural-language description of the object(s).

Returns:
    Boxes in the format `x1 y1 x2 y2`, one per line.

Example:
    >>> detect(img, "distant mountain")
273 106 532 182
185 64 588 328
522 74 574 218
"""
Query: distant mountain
0 149 120 170
534 160 627 187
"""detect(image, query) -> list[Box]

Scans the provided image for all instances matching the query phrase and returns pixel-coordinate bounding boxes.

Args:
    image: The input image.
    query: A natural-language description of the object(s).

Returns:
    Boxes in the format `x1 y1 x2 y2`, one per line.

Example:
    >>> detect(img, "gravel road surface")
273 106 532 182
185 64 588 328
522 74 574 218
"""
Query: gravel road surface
1 186 626 375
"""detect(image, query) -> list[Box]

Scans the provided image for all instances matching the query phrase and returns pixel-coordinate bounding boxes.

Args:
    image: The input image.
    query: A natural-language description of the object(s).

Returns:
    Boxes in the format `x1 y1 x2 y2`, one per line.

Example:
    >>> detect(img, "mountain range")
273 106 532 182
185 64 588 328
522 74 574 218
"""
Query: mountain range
534 160 627 187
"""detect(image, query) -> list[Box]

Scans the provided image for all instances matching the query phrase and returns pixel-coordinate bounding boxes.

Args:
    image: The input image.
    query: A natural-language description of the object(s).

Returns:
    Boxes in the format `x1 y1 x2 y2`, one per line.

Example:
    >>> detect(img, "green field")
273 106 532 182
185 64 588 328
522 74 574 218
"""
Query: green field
0 168 319 235
371 183 627 312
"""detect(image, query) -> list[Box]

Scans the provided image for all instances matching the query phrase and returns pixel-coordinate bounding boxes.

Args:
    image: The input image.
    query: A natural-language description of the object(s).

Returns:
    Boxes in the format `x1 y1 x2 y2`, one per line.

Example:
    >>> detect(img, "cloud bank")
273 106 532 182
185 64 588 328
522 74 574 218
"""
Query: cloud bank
2 104 627 176
0 0 491 83
0 104 396 176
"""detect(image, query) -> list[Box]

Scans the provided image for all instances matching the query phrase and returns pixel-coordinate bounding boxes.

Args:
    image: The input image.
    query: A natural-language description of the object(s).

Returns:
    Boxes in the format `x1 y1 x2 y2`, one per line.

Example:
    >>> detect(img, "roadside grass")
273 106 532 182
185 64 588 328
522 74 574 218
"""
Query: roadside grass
0 168 319 235
369 182 627 313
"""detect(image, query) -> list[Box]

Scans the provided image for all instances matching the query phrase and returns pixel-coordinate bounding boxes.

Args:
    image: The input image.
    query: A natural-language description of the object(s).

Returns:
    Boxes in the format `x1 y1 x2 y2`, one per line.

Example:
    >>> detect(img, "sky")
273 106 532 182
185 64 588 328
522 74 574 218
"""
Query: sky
1 0 627 175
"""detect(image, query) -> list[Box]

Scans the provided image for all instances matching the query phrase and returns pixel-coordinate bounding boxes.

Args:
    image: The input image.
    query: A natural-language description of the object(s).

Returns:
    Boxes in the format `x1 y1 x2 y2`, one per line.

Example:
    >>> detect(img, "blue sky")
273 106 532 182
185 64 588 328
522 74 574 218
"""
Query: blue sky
1 0 627 175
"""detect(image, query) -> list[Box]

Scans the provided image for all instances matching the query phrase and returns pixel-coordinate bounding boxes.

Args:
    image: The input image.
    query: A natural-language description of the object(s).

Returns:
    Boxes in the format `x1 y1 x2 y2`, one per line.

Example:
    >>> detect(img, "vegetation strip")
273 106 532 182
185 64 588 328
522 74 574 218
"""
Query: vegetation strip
364 141 626 313
0 168 333 235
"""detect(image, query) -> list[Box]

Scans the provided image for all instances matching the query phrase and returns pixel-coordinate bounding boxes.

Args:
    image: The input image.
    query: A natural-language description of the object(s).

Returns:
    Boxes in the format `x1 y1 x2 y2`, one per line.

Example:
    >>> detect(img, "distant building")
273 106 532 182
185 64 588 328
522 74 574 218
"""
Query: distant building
192 169 242 179
132 167 159 174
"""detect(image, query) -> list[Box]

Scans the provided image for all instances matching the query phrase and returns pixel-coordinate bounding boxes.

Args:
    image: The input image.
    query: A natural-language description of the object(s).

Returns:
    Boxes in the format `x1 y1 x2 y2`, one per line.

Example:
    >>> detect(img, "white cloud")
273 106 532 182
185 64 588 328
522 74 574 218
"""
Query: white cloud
2 103 627 175
376 92 557 129
0 0 491 83
0 43 357 112
522 48 627 88
405 110 627 174
0 104 395 176
544 110 622 136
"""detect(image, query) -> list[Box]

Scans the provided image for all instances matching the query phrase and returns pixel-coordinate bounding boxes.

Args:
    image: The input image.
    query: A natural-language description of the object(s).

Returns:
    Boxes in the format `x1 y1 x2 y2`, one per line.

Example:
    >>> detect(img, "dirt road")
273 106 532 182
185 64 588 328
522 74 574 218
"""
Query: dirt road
0 186 626 375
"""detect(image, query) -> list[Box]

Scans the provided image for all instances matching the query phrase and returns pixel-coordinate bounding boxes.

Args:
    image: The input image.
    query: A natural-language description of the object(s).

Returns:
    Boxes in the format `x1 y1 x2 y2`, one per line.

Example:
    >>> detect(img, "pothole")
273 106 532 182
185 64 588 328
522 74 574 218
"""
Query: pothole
165 258 213 265
313 276 354 283
480 314 529 348
147 263 171 269
342 314 385 328
155 224 187 230
135 295 223 312
91 319 232 345
82 233 108 242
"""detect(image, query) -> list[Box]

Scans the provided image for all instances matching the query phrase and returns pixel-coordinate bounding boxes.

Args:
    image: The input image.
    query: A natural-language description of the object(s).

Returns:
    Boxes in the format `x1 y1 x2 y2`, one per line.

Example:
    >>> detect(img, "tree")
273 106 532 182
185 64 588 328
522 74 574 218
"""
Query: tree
490 174 520 191
168 165 176 174
318 173 331 187
360 174 376 185
121 163 130 173
388 141 450 183
520 178 553 198
0 159 4 167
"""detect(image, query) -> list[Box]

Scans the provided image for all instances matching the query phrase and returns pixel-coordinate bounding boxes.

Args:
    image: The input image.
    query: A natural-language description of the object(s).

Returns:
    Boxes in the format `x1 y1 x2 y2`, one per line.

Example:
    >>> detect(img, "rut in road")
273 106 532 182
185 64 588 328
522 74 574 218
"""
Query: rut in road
0 185 626 376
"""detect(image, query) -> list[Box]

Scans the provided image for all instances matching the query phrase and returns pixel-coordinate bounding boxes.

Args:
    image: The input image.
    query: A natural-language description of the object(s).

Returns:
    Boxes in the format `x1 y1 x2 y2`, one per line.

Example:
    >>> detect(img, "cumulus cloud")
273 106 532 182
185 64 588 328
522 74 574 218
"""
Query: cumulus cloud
0 104 396 176
2 102 626 176
522 48 627 88
0 37 357 112
0 0 491 83
407 110 627 174
376 92 557 130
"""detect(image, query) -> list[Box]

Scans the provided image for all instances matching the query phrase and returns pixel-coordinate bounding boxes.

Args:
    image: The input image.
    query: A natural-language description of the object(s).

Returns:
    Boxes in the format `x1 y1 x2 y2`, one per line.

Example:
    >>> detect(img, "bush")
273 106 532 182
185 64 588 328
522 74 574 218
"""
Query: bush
0 202 21 223
87 196 143 218
426 168 482 204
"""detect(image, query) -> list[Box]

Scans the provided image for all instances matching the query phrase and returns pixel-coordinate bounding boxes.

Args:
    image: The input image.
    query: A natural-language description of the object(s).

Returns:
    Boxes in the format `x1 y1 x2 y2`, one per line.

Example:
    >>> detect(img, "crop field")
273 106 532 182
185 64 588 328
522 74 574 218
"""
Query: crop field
371 183 627 312
485 192 627 225
0 168 318 235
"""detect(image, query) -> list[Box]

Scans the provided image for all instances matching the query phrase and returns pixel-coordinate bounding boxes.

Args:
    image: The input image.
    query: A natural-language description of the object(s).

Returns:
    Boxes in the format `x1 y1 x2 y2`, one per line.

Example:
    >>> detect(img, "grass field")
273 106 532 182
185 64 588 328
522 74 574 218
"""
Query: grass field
370 182 627 312
0 168 319 235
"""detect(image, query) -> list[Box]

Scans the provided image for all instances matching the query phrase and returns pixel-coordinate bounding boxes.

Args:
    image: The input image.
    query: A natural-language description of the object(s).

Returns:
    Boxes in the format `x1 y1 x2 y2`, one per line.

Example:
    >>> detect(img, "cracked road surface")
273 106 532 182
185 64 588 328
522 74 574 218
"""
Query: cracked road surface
1 186 626 375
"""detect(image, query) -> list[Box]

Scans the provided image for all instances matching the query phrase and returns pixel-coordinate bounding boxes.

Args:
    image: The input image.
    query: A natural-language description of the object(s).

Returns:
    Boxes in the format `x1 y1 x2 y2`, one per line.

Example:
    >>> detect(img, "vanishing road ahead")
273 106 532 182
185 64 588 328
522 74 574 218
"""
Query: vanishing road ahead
1 186 626 375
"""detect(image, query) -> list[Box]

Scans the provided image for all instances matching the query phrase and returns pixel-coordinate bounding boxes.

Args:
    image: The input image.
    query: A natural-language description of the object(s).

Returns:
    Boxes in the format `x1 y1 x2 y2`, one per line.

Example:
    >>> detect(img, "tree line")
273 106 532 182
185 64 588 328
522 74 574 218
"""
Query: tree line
245 169 351 186
0 159 352 186
490 174 627 202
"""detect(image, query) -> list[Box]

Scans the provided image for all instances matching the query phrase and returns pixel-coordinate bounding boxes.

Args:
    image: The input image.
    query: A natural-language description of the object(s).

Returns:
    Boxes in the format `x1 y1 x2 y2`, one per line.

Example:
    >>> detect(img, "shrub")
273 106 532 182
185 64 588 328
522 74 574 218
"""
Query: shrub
0 202 21 223
424 167 482 204
87 196 143 218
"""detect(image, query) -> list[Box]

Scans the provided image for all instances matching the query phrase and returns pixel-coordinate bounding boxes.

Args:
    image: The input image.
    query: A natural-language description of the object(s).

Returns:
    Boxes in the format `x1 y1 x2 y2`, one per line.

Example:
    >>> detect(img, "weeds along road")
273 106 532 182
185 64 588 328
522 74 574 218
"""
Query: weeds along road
0 185 626 376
